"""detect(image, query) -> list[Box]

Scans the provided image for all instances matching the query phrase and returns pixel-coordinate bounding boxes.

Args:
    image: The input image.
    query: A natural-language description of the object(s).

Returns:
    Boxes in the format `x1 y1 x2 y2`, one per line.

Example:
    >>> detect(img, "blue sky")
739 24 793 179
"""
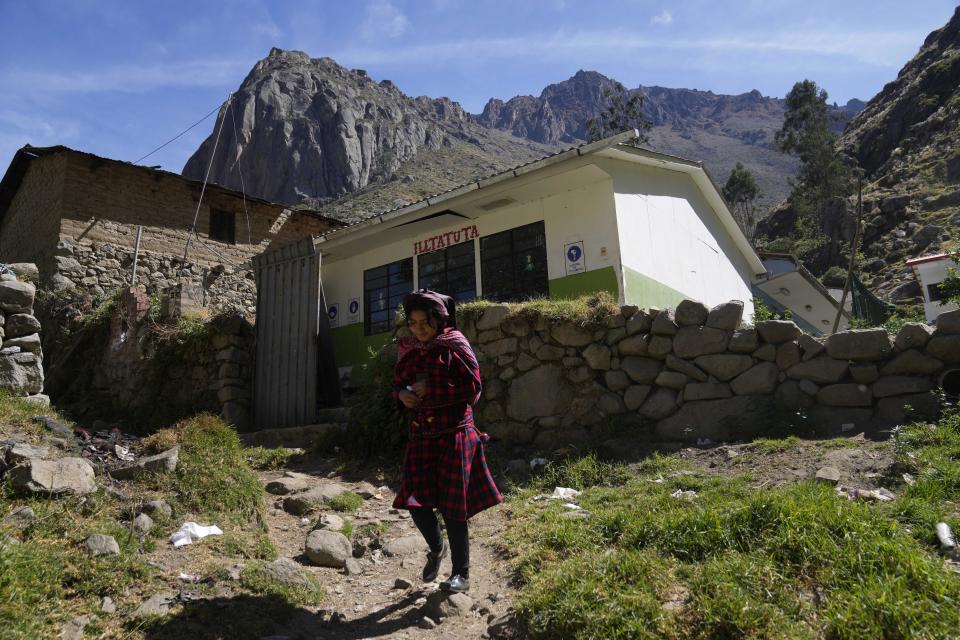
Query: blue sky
1 0 956 173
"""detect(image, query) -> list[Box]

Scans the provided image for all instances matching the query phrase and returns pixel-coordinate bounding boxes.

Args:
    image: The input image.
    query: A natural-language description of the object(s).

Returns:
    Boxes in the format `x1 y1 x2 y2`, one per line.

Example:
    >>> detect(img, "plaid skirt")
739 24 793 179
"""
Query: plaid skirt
393 422 503 522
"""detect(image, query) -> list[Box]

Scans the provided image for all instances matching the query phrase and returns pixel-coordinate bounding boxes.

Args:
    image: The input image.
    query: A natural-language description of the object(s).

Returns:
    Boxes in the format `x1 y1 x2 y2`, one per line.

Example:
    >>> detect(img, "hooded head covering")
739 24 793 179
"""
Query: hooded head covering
402 289 458 330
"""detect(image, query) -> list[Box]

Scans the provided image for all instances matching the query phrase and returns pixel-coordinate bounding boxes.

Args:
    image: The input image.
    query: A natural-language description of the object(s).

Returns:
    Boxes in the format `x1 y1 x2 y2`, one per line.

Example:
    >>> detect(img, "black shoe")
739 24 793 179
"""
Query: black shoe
422 540 447 582
440 574 470 593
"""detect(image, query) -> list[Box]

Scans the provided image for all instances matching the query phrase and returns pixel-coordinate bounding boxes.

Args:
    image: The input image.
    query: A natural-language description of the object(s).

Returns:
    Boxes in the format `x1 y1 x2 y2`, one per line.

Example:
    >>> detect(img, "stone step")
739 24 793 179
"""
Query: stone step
239 423 345 449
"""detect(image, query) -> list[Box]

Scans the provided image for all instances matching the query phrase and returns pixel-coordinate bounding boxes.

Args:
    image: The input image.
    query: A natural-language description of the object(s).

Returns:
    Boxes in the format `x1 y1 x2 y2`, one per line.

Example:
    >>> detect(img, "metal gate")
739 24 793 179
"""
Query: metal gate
252 237 340 429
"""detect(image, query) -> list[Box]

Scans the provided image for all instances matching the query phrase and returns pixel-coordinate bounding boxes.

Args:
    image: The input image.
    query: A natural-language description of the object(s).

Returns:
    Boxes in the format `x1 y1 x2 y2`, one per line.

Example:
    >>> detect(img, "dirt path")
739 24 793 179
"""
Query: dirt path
258 460 516 639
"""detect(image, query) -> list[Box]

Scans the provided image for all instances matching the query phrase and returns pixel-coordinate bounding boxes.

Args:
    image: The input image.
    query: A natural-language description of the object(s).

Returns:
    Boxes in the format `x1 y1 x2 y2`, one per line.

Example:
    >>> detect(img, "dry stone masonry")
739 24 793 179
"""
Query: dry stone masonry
0 263 47 405
459 299 950 450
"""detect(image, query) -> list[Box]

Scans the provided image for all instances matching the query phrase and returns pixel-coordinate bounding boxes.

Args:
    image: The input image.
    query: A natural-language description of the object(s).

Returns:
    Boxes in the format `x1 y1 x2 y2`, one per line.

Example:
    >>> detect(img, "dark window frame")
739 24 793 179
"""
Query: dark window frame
479 221 548 302
929 282 945 302
209 208 236 244
363 257 413 336
417 239 477 303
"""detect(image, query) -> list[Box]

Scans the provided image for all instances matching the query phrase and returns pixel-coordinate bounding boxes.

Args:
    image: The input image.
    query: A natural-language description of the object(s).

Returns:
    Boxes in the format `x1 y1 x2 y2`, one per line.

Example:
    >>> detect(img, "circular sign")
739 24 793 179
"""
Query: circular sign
328 306 338 319
567 245 582 262
349 300 359 314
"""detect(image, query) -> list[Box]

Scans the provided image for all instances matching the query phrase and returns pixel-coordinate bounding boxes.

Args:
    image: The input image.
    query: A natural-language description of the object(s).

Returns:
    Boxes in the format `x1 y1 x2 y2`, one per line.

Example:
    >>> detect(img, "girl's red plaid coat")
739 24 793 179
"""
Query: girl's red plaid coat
391 328 503 521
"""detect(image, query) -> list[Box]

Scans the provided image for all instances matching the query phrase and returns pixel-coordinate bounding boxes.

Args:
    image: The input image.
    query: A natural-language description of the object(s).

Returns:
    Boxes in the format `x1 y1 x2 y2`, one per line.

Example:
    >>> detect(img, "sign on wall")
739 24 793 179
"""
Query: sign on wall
327 303 339 328
414 224 479 255
564 241 586 275
347 298 360 324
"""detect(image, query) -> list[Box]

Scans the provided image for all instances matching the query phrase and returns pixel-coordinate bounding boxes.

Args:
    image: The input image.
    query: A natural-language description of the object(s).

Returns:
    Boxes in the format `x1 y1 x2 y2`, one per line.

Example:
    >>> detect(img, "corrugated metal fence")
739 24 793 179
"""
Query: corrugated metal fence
252 237 340 429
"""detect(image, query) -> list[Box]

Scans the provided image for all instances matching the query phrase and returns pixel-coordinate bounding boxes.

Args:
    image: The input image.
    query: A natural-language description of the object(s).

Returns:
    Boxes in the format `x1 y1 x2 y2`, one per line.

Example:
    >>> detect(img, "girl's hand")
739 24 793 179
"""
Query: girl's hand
410 380 427 398
399 390 421 408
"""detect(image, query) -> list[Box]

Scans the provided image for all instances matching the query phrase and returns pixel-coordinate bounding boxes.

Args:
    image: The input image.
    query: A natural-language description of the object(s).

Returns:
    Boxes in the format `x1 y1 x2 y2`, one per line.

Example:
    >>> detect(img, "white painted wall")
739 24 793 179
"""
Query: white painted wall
601 159 756 317
913 258 959 322
320 176 620 329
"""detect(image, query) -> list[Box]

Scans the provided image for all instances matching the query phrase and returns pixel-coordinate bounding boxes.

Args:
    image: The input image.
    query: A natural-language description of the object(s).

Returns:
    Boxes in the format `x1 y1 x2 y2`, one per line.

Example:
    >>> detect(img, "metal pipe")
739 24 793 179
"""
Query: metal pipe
130 225 143 286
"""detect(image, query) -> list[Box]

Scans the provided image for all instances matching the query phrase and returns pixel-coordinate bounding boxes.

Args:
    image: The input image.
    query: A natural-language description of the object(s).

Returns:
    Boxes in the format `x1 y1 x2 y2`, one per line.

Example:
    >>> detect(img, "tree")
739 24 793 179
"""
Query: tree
775 80 852 217
722 162 761 236
586 82 651 143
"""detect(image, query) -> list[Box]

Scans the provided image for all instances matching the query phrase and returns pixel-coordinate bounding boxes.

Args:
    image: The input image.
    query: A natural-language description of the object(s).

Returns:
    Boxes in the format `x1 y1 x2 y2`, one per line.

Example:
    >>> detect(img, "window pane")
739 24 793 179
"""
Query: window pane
365 258 412 335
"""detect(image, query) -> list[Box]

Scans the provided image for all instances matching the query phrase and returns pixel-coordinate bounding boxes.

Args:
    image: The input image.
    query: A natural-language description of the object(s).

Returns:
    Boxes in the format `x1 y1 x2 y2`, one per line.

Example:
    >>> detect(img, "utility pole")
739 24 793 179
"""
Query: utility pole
832 170 864 334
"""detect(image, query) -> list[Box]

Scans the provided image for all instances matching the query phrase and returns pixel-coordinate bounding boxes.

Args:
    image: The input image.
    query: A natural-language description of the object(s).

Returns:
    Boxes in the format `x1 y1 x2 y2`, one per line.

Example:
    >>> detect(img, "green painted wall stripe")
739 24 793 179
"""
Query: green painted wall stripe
331 323 392 369
548 266 620 300
622 265 690 309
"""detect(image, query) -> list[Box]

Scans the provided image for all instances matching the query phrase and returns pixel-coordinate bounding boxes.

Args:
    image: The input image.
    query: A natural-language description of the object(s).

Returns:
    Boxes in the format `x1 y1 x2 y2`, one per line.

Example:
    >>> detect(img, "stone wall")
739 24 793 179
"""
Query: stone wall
48 288 254 431
460 299 949 450
0 264 47 405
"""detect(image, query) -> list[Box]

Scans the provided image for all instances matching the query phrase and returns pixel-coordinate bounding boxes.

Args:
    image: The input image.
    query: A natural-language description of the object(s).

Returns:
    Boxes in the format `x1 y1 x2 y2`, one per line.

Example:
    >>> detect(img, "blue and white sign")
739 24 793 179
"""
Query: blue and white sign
347 298 360 323
564 241 586 275
327 303 339 328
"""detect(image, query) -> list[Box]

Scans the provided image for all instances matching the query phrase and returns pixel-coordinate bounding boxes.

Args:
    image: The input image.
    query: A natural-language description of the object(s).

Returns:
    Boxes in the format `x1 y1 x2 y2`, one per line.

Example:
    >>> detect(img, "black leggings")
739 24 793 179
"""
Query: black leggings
408 507 469 578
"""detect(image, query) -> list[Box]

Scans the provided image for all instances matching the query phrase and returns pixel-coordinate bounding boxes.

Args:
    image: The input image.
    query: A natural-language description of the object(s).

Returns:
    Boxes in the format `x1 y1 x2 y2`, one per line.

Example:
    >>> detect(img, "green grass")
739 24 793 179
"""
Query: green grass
751 435 803 453
244 446 301 470
327 491 364 513
239 562 324 606
505 419 960 639
459 290 621 328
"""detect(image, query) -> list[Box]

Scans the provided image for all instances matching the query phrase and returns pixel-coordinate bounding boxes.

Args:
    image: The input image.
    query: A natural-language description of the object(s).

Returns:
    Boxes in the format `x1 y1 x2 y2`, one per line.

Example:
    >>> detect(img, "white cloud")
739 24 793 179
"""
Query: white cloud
362 0 411 40
650 9 673 25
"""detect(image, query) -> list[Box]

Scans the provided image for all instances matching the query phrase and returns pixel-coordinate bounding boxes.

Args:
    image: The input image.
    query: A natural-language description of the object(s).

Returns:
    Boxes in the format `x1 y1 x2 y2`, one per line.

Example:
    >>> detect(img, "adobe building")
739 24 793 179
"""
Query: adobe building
315 131 766 369
0 145 342 310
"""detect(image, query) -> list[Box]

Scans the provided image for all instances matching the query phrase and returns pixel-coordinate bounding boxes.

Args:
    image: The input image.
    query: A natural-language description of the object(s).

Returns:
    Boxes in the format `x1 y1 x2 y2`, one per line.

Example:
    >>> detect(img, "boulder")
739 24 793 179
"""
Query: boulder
624 385 652 411
650 309 678 336
283 484 349 515
755 320 801 344
9 457 96 495
872 376 932 399
258 557 318 590
683 382 732 402
6 263 39 284
786 357 848 384
816 384 873 407
706 301 744 330
265 477 312 495
142 500 173 519
133 513 154 535
655 371 688 390
507 365 571 421
304 530 352 567
483 338 518 358
814 467 841 485
849 363 880 384
625 310 652 335
476 305 509 330
825 329 891 360
84 534 120 556
582 343 611 370
694 354 754 381
728 328 758 353
110 447 179 479
672 326 728 359
604 370 630 391
620 357 663 384
551 323 593 347
3 333 41 352
3 442 49 466
318 514 345 531
730 362 779 395
880 350 943 376
638 388 678 420
382 535 428 557
925 335 960 362
3 506 36 528
647 335 673 359
798 334 825 361
0 281 36 314
655 395 774 441
894 323 933 351
424 591 474 619
774 380 814 410
617 334 649 356
753 343 776 362
665 354 708 381
133 593 174 618
0 352 44 395
3 314 40 339
775 342 802 370
597 393 627 415
535 344 565 360
876 392 940 424
675 300 709 326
